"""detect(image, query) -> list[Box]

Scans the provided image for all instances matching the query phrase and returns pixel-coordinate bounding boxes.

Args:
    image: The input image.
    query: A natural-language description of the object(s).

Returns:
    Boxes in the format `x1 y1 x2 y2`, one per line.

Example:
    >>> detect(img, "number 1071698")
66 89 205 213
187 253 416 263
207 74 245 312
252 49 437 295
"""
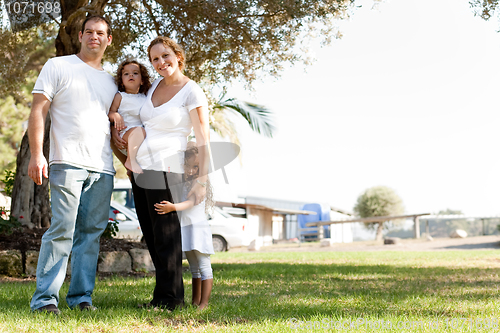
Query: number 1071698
5 1 61 15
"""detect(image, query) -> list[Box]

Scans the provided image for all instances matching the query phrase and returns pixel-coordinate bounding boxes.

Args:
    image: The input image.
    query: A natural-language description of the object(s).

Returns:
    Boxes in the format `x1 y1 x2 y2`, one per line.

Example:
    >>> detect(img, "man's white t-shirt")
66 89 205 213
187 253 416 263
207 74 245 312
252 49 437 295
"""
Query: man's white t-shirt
33 55 117 175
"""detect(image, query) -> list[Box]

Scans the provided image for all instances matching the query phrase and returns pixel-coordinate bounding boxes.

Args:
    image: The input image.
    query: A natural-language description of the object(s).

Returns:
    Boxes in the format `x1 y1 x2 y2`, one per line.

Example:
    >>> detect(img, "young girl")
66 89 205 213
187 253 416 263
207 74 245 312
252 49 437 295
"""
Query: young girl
154 144 215 310
109 59 151 173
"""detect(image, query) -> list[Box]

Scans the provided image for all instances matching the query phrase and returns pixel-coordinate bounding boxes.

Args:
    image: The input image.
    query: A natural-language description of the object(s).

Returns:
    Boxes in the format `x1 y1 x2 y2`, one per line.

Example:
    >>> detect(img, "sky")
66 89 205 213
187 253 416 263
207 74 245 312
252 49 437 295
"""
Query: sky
210 0 500 216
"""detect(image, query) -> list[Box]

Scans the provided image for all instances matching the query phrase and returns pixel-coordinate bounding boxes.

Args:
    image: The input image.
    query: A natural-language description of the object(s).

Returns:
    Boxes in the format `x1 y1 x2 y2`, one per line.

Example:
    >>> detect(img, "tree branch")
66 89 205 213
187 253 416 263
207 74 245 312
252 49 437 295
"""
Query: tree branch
141 0 161 36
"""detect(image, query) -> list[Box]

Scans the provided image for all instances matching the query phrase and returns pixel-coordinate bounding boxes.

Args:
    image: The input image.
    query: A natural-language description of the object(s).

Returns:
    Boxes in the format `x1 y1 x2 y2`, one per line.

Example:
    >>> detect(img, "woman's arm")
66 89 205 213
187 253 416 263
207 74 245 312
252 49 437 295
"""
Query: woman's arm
187 105 211 205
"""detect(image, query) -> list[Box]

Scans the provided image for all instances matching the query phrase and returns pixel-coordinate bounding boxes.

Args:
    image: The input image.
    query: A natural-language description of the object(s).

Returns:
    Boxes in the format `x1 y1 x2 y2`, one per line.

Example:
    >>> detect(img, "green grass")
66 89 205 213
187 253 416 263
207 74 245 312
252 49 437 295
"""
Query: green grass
1 250 500 332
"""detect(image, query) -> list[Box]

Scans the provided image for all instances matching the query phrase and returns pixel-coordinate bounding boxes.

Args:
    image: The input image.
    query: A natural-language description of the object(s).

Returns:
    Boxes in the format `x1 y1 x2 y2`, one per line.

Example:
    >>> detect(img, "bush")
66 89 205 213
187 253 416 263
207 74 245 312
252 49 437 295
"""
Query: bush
0 208 21 235
1 170 15 196
101 218 119 239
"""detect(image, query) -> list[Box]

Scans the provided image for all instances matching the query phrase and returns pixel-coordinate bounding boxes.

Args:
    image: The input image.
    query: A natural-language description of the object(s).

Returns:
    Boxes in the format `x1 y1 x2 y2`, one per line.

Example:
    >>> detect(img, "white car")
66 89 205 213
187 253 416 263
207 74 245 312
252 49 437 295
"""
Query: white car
109 201 142 241
110 181 248 251
111 179 136 212
207 208 248 252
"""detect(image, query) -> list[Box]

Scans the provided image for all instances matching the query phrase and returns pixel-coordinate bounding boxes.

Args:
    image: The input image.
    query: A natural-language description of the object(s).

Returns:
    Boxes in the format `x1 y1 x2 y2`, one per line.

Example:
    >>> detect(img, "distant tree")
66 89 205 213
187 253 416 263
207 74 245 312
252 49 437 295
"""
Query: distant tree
437 209 463 215
0 25 56 207
0 96 30 175
0 24 56 103
430 208 483 237
353 186 405 241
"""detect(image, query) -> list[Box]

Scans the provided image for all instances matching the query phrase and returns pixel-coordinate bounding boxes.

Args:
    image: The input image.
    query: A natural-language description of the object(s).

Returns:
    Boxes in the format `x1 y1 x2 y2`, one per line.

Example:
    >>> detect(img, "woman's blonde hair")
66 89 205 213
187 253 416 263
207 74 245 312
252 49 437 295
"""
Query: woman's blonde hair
147 36 186 71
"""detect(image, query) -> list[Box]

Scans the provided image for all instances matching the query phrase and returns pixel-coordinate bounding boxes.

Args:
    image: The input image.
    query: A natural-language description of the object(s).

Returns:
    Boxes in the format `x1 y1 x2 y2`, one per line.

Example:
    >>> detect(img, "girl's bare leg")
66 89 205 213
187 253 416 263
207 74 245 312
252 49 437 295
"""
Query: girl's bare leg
123 127 146 174
191 278 202 306
199 279 213 310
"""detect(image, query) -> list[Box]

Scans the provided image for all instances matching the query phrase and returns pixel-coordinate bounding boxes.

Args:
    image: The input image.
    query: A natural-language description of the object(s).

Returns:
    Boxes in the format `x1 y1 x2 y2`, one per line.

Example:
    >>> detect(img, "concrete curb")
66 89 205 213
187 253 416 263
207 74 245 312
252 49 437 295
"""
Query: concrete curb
0 249 154 277
0 250 22 276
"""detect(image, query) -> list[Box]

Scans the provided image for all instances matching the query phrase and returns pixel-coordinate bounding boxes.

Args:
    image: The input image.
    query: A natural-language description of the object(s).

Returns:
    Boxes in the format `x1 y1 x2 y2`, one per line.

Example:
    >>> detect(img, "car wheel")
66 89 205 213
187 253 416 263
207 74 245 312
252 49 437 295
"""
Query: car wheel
212 235 227 252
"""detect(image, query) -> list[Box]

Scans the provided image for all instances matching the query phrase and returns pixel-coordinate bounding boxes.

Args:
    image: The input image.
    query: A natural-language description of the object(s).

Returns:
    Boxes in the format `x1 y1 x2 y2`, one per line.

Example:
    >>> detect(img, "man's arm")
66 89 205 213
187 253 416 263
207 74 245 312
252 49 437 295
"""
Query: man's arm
27 94 51 185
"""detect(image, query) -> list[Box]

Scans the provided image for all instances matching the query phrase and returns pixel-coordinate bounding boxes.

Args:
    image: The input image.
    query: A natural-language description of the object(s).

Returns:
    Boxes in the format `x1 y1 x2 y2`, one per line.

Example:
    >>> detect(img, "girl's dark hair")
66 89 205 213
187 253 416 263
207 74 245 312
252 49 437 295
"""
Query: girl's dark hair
184 146 214 214
115 58 152 94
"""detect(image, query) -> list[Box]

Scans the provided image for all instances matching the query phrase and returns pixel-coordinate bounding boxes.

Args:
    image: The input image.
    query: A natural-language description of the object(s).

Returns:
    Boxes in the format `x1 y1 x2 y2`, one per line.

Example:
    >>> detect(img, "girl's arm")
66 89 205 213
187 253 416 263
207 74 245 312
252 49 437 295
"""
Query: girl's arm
109 93 126 131
154 195 195 214
187 105 211 205
109 93 127 150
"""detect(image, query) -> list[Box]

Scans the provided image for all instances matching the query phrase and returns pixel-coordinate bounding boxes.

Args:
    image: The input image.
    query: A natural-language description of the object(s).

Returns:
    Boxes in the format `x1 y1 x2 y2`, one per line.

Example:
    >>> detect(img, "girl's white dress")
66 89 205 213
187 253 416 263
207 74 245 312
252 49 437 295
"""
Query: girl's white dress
117 91 146 138
180 186 215 254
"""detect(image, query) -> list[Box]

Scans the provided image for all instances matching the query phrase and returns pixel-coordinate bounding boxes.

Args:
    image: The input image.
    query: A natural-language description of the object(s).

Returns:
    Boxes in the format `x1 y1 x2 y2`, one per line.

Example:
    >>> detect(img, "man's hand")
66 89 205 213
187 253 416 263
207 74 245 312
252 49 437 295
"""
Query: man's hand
28 153 48 185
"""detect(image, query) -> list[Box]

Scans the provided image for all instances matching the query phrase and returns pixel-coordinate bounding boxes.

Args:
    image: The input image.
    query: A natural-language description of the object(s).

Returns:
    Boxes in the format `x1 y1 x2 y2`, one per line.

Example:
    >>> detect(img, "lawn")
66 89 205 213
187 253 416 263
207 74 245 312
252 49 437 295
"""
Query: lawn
1 250 499 332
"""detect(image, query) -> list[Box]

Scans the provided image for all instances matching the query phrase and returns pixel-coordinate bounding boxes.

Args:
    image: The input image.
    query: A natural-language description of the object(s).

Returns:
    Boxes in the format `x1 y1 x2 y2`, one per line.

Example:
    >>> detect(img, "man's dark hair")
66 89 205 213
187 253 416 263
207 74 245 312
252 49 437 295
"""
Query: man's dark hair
81 15 112 36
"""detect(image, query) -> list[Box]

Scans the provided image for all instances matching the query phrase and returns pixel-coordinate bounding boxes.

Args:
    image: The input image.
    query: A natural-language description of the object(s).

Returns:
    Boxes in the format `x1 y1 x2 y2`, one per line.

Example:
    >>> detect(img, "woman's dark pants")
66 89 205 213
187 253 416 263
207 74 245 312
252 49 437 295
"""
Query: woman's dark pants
131 170 184 309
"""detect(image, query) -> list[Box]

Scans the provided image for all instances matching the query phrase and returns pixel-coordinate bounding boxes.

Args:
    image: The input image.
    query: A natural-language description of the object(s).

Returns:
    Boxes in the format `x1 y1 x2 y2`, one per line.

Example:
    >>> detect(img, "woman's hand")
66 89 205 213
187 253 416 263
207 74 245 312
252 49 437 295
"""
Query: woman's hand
154 200 176 214
111 127 127 150
187 181 206 206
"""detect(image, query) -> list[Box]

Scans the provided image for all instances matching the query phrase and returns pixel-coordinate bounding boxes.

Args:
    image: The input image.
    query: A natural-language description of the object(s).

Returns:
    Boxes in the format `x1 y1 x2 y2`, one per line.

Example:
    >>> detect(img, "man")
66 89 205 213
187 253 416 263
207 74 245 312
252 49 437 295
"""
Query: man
28 15 117 314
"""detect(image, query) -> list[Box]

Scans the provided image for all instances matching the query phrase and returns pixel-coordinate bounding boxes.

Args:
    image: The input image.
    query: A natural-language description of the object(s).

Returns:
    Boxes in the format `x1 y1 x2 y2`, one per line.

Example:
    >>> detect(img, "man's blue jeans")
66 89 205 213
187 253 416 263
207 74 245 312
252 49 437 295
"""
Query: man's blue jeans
30 164 113 310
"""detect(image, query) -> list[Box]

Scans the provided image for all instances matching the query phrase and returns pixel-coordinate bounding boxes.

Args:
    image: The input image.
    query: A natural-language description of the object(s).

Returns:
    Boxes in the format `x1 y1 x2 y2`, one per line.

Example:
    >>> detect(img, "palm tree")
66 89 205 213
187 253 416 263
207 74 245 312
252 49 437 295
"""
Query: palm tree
209 91 276 149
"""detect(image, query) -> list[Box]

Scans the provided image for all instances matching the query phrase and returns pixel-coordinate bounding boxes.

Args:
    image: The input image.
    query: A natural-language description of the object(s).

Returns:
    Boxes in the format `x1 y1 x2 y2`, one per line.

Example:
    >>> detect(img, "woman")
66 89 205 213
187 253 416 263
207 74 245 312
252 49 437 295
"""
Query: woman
114 36 210 310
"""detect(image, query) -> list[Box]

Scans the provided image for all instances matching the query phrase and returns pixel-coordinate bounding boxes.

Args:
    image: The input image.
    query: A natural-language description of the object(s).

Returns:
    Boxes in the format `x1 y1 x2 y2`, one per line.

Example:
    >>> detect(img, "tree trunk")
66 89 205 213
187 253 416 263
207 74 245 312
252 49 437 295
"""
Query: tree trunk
375 222 384 241
11 115 51 228
10 0 106 227
55 0 87 57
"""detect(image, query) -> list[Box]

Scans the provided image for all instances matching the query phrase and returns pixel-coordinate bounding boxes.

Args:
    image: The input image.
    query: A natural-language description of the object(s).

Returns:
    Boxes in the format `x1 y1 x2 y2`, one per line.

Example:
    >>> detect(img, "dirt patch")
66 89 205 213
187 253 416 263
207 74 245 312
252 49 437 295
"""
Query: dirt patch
229 235 500 253
0 225 147 253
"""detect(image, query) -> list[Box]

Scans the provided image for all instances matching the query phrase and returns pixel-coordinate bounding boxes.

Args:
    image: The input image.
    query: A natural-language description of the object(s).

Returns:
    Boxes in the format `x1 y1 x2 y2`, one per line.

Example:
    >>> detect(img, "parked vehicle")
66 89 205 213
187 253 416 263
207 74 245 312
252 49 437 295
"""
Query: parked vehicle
207 207 248 252
111 179 136 212
109 201 142 241
110 180 248 251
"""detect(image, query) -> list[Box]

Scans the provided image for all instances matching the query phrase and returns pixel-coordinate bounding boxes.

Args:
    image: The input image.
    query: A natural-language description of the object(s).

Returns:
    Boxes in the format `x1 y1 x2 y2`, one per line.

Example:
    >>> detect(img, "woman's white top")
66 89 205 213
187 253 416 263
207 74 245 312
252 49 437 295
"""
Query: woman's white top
136 78 208 173
181 191 214 254
117 92 146 138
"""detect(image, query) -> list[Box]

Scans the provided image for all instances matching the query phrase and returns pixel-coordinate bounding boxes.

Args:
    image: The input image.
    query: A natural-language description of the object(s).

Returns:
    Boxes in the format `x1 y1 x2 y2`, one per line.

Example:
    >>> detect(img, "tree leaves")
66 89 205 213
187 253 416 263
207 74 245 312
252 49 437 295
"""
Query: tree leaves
353 185 405 239
354 185 404 218
213 94 276 138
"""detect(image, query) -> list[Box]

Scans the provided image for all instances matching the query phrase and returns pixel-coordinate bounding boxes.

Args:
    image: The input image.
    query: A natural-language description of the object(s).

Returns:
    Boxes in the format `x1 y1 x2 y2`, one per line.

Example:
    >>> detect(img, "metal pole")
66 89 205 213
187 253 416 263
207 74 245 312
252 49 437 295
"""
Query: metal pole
414 216 420 239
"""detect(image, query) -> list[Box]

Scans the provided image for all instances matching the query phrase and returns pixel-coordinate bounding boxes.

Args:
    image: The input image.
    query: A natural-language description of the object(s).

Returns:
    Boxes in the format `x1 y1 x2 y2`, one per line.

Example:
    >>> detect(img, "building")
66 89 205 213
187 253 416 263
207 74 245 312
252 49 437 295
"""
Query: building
217 196 354 247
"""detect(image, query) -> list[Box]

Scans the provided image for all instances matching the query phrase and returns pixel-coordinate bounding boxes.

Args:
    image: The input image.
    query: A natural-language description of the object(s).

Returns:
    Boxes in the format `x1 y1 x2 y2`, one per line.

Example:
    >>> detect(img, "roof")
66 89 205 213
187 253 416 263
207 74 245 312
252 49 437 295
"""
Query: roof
240 196 354 216
215 201 317 215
